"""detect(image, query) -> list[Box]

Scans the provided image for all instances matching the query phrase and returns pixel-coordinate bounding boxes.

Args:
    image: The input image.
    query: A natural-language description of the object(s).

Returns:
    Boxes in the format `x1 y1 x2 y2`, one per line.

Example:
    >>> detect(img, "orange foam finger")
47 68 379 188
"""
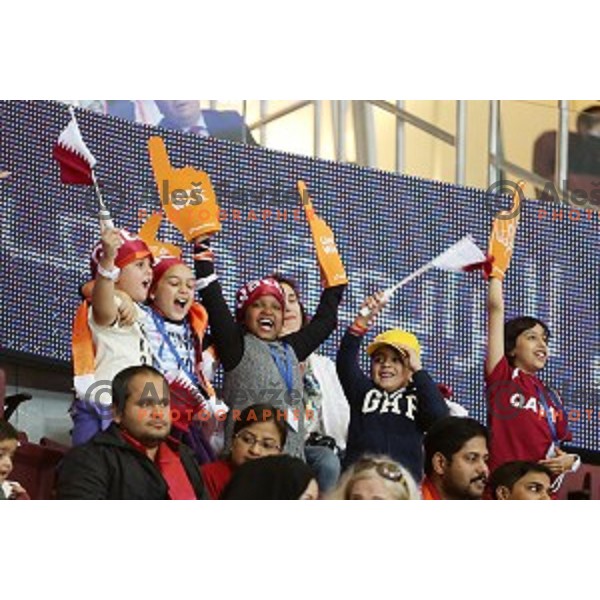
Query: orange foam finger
148 136 172 195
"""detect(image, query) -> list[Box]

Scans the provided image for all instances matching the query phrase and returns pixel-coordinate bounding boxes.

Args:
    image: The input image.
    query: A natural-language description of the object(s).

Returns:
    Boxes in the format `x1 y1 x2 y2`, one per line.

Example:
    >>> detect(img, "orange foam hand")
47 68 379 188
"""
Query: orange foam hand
148 136 221 241
138 212 182 260
297 180 348 288
488 181 524 280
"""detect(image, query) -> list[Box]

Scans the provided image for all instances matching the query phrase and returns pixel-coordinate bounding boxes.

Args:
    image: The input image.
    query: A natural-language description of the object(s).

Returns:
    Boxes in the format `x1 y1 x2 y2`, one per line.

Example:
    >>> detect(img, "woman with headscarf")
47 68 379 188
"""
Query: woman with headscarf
221 454 318 500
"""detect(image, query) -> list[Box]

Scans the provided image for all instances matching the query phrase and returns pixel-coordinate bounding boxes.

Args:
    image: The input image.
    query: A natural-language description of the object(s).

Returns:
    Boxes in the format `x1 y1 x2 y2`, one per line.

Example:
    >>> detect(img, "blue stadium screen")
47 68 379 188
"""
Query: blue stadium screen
0 100 598 451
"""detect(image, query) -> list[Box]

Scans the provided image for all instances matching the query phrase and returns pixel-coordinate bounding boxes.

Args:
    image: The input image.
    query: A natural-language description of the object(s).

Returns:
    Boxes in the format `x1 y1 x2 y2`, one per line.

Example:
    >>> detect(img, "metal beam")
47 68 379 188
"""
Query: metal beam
259 100 268 146
395 100 405 173
242 101 248 144
491 155 557 192
557 100 569 197
332 100 347 162
488 100 501 187
313 100 322 158
455 100 467 185
351 100 376 167
248 100 312 130
367 99 455 145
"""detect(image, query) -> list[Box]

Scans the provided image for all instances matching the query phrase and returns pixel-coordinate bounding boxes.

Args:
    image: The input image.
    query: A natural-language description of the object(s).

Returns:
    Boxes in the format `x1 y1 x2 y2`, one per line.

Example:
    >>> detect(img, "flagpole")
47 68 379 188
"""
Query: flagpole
68 105 114 230
359 261 435 318
386 261 435 295
358 235 485 318
91 169 114 230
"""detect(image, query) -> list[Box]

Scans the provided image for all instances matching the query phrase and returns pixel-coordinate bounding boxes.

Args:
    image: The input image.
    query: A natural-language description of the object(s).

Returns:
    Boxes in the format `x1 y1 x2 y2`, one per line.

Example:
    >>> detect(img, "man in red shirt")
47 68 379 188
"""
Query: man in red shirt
57 365 208 499
421 417 490 500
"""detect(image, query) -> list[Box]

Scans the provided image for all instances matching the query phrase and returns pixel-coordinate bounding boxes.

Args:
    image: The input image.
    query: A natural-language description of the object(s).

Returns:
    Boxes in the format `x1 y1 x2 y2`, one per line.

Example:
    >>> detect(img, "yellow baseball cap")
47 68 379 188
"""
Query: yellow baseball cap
366 329 421 359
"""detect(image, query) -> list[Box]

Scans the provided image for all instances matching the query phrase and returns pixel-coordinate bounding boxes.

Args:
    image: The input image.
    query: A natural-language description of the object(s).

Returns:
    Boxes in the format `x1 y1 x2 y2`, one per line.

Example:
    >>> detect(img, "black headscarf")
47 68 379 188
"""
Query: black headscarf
221 455 315 500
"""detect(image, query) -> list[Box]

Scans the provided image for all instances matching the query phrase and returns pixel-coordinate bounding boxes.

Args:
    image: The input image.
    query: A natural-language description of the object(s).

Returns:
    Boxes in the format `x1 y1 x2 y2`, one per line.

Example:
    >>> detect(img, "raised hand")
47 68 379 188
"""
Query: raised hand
193 237 216 282
148 136 221 241
397 343 422 373
100 227 123 266
488 181 524 280
354 291 387 331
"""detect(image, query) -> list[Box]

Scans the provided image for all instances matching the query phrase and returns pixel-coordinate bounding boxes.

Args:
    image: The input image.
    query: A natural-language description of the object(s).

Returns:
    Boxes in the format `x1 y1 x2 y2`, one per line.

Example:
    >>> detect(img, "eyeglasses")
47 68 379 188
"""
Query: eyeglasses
234 430 282 452
355 458 407 484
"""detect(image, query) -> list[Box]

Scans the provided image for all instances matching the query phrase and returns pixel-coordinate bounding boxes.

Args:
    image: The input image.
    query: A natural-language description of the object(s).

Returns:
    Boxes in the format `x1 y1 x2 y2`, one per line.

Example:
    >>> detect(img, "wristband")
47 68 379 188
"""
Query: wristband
349 321 369 337
195 273 218 291
97 263 121 282
193 247 215 261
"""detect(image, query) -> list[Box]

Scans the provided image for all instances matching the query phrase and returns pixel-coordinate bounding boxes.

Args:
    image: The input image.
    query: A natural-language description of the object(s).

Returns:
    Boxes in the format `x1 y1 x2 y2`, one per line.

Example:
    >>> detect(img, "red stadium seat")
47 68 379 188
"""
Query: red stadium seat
0 367 33 421
10 442 66 500
555 464 600 500
40 436 71 453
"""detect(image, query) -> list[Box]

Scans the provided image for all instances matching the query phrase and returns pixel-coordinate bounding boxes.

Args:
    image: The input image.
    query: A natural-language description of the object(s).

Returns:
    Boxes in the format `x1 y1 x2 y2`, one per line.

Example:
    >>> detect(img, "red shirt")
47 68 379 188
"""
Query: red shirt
486 357 571 472
200 460 235 500
421 477 442 500
121 430 197 500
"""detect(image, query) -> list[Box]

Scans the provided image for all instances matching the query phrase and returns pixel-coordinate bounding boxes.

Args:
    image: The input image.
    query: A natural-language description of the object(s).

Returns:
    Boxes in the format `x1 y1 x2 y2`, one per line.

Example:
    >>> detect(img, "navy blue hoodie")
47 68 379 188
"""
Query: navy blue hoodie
337 329 449 481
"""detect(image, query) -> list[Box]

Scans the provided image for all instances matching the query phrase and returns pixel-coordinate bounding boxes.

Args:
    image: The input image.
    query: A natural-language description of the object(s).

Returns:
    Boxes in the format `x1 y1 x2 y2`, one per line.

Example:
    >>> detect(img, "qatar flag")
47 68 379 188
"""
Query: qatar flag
430 235 492 274
53 114 97 184
360 236 492 317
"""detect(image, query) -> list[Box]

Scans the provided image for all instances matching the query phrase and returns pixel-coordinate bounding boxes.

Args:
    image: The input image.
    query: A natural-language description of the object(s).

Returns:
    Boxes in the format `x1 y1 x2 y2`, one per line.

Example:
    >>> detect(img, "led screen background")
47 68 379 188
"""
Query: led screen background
0 100 598 450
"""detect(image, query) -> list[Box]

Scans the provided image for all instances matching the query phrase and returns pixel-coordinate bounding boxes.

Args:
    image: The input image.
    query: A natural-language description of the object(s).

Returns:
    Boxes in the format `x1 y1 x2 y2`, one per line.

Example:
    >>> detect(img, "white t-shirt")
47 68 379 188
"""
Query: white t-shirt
86 299 152 406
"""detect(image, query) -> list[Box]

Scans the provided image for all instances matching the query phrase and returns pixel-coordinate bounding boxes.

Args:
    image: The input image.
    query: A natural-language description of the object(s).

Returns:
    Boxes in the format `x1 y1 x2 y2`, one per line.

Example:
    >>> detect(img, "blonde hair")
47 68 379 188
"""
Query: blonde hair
327 455 421 500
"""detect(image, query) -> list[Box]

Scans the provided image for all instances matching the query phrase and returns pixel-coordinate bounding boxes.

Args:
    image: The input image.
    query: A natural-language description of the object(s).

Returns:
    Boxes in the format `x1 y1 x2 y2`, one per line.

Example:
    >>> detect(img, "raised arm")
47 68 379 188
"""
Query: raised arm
336 329 371 407
193 238 245 372
283 284 346 362
287 180 349 363
485 181 523 376
486 278 505 376
336 292 386 404
91 228 122 327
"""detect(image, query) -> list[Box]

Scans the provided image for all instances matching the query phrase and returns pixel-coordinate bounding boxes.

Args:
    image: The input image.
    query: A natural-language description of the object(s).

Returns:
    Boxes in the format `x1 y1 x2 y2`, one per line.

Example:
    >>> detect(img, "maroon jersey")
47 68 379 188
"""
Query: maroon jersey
486 357 571 472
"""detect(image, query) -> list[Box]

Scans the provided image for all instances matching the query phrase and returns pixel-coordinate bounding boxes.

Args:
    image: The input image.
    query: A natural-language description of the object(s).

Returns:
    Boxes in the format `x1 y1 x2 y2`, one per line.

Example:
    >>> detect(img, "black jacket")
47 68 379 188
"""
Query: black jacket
57 424 208 500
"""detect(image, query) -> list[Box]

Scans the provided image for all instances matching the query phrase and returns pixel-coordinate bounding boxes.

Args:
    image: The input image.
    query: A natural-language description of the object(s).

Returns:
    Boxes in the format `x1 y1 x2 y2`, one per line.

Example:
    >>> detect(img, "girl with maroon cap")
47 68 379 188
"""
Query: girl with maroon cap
192 237 346 460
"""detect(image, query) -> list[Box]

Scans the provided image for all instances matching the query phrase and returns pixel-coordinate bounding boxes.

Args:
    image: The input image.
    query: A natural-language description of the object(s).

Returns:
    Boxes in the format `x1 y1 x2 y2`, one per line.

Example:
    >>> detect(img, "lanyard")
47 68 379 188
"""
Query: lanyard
268 342 295 394
534 382 564 445
151 310 199 388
